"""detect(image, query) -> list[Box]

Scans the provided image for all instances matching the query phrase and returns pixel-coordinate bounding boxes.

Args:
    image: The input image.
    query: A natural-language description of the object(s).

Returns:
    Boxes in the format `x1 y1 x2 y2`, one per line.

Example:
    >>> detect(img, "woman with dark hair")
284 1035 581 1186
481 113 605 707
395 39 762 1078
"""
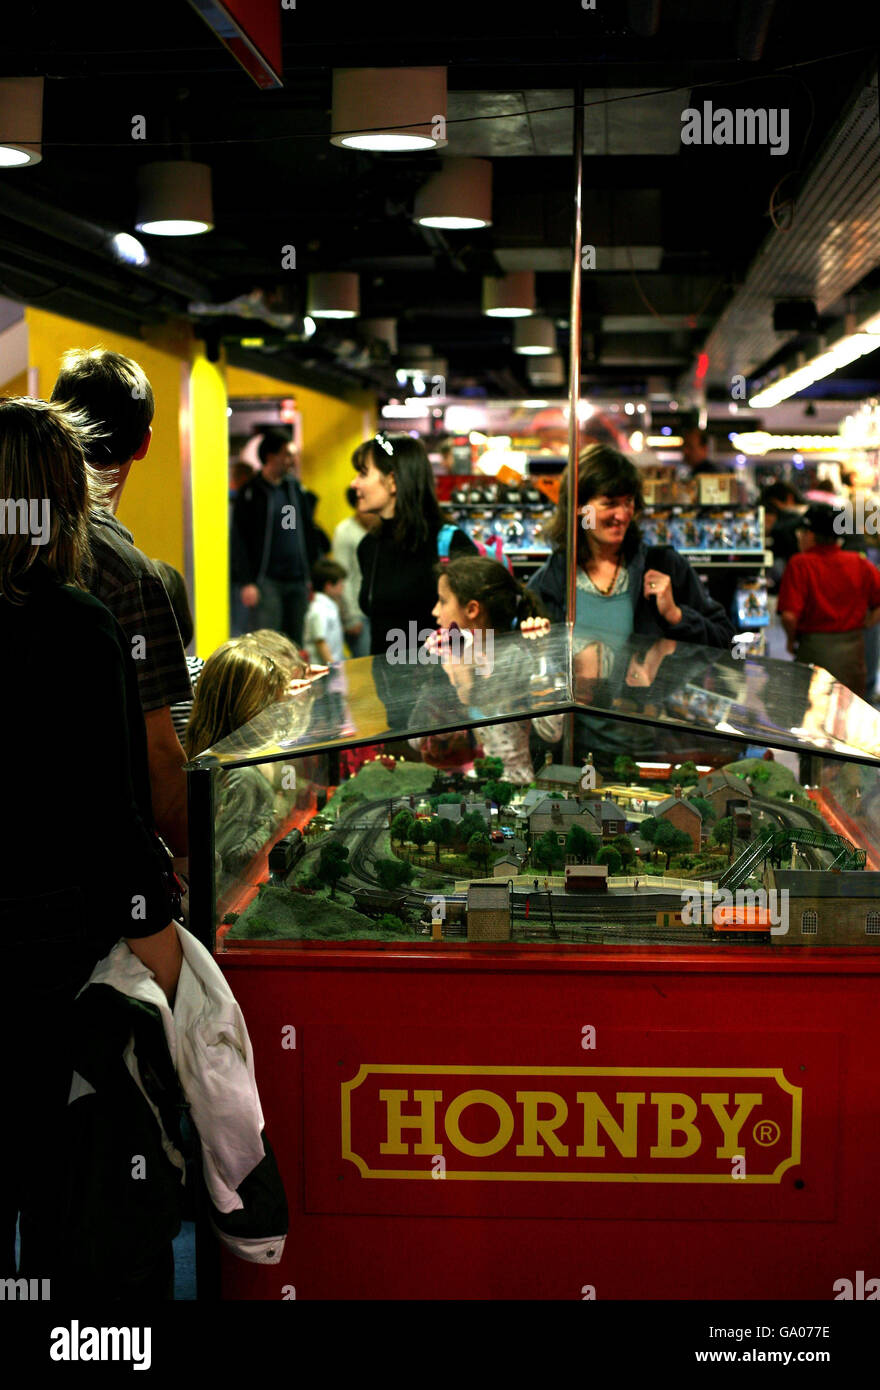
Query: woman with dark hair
0 397 182 1294
353 433 478 658
529 444 733 649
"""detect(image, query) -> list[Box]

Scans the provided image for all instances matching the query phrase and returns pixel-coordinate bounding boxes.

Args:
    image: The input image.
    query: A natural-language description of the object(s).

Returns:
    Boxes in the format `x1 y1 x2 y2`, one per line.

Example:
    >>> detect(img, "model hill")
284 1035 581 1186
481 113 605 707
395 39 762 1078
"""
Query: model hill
721 758 811 807
333 757 436 807
227 884 417 941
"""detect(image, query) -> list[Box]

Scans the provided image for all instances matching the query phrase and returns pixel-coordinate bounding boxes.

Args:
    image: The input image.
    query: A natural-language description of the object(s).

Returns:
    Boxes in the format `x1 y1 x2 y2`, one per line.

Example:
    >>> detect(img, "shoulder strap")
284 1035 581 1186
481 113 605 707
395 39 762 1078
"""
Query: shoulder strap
437 523 458 562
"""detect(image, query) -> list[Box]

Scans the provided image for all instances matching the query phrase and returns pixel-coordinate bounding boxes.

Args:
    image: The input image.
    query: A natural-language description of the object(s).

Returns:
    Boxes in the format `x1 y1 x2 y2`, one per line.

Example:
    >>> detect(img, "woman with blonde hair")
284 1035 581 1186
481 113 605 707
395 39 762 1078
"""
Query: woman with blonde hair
0 397 182 1293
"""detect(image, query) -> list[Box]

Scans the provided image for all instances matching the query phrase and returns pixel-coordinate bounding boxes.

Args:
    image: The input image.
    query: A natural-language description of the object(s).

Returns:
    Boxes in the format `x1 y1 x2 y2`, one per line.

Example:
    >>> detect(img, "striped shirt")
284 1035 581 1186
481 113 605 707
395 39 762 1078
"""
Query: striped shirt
86 510 193 714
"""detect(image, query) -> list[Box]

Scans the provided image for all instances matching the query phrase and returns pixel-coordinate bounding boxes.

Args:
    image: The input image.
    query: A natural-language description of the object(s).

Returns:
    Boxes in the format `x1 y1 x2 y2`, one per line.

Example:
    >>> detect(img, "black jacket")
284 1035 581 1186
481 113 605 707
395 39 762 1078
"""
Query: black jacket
528 540 735 649
230 473 323 588
357 518 478 656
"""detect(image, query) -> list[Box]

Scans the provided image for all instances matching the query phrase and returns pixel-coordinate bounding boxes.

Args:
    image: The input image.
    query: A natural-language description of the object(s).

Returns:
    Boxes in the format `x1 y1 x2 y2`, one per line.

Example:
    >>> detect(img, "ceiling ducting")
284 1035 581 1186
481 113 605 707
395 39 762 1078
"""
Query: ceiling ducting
691 67 880 391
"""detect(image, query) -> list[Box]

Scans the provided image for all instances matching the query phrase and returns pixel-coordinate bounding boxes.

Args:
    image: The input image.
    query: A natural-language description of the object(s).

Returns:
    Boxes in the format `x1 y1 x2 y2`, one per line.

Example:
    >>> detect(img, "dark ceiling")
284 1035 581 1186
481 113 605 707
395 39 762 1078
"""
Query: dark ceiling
0 0 877 402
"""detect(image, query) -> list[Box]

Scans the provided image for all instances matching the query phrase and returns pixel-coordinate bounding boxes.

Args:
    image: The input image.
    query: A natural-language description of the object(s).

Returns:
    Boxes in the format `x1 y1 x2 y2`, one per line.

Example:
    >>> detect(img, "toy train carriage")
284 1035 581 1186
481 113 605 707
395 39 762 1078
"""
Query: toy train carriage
268 828 305 880
654 906 771 932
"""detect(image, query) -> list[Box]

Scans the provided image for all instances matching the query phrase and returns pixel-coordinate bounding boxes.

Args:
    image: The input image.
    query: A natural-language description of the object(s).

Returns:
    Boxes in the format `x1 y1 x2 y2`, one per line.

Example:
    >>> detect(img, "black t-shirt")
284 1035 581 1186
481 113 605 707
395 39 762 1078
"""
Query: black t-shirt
1 565 175 1005
357 519 478 656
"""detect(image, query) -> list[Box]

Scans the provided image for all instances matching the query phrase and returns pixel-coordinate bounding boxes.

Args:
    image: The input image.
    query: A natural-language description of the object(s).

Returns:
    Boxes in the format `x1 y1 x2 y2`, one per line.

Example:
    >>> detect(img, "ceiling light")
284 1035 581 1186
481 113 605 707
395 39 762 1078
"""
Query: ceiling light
361 318 398 353
522 399 550 408
414 159 492 229
0 77 43 167
109 232 149 267
526 352 565 385
331 68 447 151
307 272 360 319
624 402 635 415
483 271 535 318
577 401 595 422
750 317 880 408
514 318 556 356
303 316 317 338
135 161 214 236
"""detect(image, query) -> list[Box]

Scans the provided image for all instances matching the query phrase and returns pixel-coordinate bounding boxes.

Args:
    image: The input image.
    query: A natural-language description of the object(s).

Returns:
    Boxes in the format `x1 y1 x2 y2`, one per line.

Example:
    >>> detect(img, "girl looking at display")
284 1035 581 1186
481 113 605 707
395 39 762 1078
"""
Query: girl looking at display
530 444 734 649
409 555 562 785
353 433 478 658
185 637 289 874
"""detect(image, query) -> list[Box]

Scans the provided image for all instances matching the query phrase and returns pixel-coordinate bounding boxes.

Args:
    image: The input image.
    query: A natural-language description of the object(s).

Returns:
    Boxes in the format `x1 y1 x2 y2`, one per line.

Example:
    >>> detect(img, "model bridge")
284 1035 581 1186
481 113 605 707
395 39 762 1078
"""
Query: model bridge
719 827 866 892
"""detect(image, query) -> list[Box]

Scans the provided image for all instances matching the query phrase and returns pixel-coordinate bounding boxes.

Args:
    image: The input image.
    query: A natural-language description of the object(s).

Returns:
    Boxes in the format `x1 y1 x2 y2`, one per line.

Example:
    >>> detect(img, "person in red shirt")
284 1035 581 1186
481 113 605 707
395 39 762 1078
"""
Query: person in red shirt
778 503 880 697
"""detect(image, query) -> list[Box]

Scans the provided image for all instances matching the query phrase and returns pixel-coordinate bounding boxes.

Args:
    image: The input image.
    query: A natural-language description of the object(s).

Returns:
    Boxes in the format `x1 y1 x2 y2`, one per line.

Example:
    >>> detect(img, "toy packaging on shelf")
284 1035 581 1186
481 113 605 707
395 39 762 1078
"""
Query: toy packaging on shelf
735 579 770 627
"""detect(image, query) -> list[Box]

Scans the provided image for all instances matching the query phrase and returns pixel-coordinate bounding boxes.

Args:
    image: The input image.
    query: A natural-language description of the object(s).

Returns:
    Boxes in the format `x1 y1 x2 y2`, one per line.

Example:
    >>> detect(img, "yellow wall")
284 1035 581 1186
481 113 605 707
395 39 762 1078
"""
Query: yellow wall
189 350 229 657
225 364 376 541
26 308 187 573
1 370 28 396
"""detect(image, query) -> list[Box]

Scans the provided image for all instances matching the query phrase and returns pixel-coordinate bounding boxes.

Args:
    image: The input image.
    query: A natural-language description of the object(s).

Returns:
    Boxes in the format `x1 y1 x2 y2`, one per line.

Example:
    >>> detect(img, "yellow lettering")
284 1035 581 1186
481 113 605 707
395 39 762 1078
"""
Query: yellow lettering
379 1089 443 1155
649 1092 701 1158
701 1092 763 1158
576 1091 645 1158
515 1091 569 1157
444 1089 514 1157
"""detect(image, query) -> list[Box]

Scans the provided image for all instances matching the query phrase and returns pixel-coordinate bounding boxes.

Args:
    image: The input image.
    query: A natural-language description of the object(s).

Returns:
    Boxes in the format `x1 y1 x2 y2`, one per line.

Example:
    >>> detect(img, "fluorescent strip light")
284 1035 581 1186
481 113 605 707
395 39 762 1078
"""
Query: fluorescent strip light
750 324 880 408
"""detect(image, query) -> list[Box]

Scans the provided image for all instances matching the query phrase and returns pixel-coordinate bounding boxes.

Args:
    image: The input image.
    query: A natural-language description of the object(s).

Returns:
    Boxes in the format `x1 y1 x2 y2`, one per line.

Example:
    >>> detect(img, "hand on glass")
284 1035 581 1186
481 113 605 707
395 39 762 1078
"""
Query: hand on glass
643 570 681 625
520 616 551 640
240 584 260 608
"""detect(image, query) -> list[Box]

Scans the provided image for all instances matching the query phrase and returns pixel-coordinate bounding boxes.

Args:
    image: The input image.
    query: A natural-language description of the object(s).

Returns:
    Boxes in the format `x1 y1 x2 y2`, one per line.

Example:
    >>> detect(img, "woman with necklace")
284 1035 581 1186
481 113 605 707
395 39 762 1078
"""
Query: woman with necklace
529 444 734 650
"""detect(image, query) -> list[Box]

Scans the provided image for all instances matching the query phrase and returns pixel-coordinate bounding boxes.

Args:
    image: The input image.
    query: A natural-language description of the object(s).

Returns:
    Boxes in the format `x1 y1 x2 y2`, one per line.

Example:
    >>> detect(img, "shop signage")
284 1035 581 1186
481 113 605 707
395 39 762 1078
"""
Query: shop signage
341 1065 801 1184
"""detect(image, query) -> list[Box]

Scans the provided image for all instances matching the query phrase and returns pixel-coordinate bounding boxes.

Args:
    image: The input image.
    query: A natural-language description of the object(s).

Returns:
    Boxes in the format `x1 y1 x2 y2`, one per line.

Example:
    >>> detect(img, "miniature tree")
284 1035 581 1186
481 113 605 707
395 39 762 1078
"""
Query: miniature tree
458 811 488 845
613 755 637 782
534 832 564 872
316 841 349 899
409 818 430 863
640 816 658 842
376 913 410 934
475 756 504 781
467 832 493 875
375 858 415 892
687 796 714 822
749 765 772 787
426 815 452 864
566 824 599 864
711 816 735 847
669 760 699 788
653 822 693 869
610 833 635 865
484 780 515 807
391 810 415 846
596 846 623 876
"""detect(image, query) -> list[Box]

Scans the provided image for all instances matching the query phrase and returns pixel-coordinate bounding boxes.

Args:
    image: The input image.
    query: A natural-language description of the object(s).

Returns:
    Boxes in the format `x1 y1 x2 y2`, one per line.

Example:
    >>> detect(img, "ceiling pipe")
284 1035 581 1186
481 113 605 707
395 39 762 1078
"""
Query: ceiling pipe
626 0 662 38
0 182 212 303
735 0 777 61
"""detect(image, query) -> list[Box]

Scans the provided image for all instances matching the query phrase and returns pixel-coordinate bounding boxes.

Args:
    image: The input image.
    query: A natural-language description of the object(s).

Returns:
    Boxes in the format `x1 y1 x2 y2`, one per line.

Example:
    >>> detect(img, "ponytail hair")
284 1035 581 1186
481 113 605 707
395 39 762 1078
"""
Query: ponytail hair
439 555 548 632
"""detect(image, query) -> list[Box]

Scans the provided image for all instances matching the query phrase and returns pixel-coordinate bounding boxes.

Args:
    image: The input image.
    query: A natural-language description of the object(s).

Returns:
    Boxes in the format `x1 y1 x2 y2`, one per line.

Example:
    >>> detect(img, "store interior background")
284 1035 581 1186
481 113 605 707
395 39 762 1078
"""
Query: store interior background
0 2 879 694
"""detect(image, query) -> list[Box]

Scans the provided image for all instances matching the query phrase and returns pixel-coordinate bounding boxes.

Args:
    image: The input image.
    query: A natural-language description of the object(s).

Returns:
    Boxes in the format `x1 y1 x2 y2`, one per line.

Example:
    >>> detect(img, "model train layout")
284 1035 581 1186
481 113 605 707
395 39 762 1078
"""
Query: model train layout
220 746 878 948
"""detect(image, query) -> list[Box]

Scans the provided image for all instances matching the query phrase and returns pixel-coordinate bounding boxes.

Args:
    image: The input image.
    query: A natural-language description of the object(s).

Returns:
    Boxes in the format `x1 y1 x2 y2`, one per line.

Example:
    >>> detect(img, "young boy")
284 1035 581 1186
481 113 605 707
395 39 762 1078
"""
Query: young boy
304 558 348 726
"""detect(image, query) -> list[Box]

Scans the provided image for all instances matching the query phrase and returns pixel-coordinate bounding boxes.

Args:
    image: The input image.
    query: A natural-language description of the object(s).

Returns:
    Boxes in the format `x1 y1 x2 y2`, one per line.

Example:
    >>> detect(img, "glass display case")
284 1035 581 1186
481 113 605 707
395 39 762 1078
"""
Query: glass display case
185 627 880 953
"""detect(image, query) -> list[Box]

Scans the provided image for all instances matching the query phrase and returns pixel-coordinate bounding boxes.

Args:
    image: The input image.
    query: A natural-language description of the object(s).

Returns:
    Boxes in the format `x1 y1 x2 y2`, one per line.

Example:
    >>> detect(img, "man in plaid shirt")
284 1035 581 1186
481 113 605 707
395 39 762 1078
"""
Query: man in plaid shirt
52 348 193 855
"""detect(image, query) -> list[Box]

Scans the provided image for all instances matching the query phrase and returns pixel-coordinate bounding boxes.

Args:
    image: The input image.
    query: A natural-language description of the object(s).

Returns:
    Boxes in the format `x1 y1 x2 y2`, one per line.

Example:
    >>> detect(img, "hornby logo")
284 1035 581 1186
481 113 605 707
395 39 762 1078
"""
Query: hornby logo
341 1066 801 1184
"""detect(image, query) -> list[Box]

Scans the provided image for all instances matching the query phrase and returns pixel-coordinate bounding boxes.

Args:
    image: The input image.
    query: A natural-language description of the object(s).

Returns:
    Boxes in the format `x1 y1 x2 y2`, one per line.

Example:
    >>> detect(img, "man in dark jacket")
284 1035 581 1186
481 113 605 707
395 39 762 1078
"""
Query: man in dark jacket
230 430 323 645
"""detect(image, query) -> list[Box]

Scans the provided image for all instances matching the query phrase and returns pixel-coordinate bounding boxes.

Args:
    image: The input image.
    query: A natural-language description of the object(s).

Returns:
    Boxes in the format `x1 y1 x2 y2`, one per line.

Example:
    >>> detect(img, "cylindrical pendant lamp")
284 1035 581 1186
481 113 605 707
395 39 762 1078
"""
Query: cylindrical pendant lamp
483 271 535 318
414 159 492 229
361 318 398 353
307 272 360 319
0 77 43 167
527 354 566 386
514 317 556 355
135 161 214 236
331 69 447 151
